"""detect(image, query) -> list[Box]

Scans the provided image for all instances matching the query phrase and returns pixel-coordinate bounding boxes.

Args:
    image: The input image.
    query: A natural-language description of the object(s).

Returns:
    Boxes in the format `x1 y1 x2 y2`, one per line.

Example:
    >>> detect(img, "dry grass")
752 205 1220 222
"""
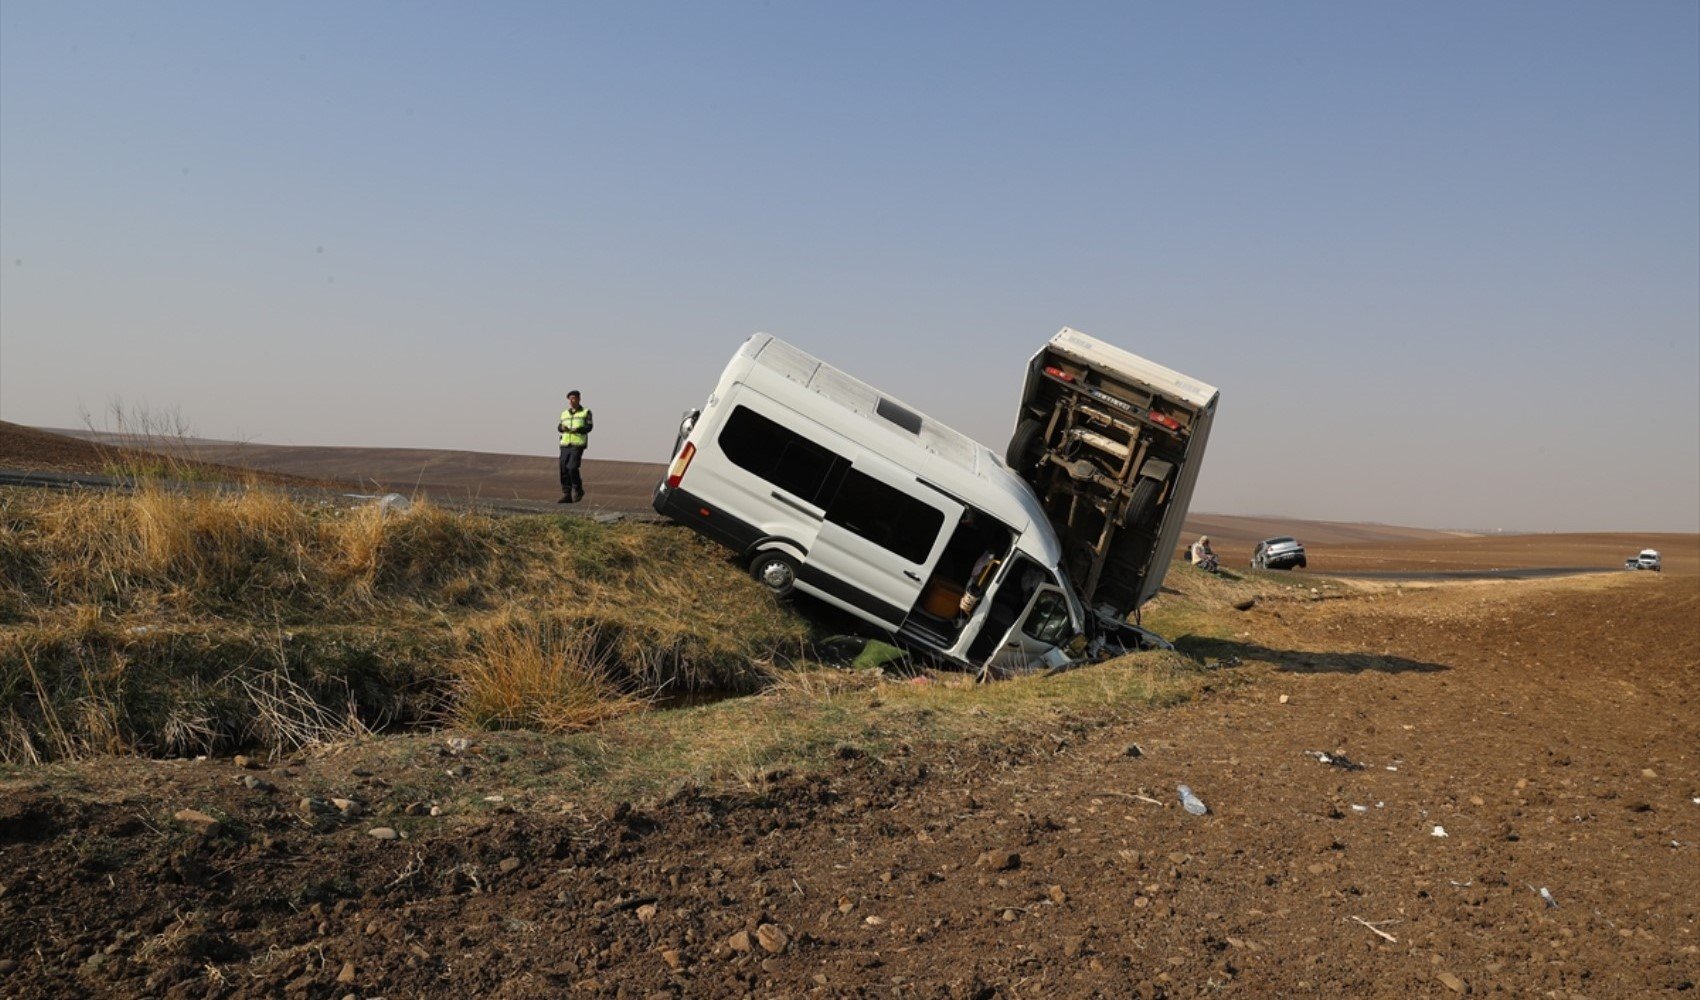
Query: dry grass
451 615 640 732
0 484 809 762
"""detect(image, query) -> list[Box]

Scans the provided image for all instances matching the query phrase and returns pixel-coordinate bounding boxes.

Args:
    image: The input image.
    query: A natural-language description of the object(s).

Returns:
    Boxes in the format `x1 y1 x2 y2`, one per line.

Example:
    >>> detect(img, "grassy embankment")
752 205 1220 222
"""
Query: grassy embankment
0 485 806 762
1 485 1260 797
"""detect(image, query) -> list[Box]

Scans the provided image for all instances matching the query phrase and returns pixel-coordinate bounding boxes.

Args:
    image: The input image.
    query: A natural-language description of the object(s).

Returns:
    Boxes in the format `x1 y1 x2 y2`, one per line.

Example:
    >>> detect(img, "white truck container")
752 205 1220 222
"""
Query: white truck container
1005 328 1219 620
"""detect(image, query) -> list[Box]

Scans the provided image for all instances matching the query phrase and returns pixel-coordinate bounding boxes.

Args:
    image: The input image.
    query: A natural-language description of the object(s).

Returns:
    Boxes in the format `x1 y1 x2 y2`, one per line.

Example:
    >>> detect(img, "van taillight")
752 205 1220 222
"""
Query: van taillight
1043 365 1075 382
1149 411 1180 431
666 442 696 488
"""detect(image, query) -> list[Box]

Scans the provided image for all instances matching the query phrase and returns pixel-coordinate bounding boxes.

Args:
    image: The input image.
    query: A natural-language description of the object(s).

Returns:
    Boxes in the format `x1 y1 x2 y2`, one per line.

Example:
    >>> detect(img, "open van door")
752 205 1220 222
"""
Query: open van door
805 452 963 628
981 586 1076 677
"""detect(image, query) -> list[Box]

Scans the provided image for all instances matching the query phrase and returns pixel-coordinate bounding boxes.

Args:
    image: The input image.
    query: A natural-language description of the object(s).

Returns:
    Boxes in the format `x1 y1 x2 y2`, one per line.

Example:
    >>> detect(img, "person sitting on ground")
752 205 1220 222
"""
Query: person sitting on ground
1190 535 1218 572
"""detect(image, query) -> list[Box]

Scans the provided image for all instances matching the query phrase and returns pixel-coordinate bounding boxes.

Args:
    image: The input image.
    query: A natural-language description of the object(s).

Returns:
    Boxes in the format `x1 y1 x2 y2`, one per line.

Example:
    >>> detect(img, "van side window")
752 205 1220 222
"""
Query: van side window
718 406 847 505
824 469 943 564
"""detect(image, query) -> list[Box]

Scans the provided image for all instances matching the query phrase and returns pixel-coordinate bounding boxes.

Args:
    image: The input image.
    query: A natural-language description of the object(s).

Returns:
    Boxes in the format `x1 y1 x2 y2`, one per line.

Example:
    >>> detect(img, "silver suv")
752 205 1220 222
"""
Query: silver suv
1624 549 1661 572
1252 536 1306 570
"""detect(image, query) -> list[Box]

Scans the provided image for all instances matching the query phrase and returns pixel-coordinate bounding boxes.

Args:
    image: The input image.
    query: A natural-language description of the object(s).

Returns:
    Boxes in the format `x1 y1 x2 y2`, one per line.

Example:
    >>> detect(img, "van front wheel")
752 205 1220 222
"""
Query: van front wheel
750 551 800 597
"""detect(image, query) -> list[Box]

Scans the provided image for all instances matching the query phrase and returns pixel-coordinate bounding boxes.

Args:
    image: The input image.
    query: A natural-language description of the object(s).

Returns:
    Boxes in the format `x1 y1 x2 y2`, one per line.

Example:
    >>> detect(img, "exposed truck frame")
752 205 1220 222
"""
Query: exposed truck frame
1005 328 1219 620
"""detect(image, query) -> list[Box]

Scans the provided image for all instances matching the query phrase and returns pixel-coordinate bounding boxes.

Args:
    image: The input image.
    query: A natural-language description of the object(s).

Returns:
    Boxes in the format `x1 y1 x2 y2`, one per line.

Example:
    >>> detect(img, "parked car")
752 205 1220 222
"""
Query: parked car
1624 549 1661 572
1252 537 1306 570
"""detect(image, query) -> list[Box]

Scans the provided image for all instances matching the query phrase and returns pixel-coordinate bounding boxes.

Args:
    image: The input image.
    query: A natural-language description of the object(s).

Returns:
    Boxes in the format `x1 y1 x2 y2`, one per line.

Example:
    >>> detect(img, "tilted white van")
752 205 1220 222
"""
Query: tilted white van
653 332 1216 675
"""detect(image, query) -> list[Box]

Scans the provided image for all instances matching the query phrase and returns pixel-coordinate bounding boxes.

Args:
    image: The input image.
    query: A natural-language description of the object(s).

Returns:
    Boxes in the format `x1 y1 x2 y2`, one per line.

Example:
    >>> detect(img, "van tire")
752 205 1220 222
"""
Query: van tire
749 550 800 597
1007 418 1045 471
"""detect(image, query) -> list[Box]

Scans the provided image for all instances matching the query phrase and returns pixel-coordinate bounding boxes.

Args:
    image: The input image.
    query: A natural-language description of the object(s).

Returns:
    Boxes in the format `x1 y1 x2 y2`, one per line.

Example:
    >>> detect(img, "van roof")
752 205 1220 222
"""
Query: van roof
737 333 1060 562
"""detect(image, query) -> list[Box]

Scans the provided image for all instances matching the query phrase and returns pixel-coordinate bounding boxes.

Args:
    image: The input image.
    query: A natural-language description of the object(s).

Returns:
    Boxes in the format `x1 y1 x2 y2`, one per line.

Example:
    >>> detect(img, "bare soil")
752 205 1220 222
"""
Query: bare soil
3 565 1695 998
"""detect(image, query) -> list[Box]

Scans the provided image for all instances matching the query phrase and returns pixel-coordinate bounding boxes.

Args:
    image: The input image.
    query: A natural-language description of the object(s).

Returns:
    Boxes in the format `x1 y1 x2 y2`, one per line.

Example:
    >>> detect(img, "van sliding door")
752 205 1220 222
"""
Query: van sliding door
805 453 962 628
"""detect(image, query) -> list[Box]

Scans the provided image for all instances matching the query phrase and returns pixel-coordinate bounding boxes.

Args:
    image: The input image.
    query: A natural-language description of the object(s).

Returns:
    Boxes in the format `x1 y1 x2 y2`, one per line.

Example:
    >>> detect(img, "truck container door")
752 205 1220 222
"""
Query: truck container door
805 453 962 628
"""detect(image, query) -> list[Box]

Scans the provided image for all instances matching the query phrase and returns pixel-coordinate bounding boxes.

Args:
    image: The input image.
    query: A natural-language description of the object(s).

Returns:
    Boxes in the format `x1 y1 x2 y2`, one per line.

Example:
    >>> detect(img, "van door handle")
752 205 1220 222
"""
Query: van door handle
904 571 921 581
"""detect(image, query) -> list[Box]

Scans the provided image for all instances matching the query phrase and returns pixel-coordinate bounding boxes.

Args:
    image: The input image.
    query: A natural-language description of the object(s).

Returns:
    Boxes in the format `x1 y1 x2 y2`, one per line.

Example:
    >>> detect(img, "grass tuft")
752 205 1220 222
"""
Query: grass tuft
451 615 640 732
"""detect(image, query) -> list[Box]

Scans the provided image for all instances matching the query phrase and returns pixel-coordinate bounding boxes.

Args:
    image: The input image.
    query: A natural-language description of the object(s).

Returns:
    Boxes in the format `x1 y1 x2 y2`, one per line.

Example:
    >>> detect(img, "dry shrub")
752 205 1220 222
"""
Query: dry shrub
452 615 638 732
240 669 374 755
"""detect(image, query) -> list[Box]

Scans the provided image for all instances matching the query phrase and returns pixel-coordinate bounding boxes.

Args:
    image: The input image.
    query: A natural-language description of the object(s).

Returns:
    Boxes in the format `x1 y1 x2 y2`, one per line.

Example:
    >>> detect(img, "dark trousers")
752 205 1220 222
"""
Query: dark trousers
559 445 586 496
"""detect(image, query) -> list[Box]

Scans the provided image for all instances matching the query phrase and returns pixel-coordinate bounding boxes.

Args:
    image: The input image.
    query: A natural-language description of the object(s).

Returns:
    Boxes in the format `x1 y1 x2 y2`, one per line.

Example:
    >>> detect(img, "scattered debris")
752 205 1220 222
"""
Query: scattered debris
1177 785 1209 816
1431 825 1449 838
1436 970 1466 994
1351 804 1369 813
446 737 470 754
1348 916 1399 943
1449 880 1474 888
1306 750 1366 771
1528 884 1557 908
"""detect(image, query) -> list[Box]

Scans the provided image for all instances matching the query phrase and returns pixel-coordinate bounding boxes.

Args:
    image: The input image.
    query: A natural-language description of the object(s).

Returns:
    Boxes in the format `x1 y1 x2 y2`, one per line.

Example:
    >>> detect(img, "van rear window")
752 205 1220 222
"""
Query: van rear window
718 405 847 506
825 469 943 564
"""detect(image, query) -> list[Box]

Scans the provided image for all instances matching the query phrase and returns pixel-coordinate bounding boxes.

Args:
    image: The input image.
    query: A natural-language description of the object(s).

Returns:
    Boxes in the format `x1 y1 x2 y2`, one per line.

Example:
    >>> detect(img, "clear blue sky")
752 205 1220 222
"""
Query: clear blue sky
3 1 1696 531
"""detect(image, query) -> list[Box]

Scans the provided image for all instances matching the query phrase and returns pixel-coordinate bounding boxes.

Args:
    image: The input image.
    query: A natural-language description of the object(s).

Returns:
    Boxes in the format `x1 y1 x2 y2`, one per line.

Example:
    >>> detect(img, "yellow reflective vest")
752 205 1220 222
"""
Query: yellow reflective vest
559 407 593 447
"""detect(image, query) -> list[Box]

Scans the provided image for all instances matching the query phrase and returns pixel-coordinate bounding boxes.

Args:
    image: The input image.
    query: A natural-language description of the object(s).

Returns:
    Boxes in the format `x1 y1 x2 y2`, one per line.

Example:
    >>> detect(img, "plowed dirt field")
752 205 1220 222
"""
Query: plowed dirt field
3 570 1696 998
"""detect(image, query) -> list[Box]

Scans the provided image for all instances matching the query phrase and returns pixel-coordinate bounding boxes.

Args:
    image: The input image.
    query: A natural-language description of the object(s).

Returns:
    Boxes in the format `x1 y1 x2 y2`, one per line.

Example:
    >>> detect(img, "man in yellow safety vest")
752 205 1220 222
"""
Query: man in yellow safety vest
557 390 594 503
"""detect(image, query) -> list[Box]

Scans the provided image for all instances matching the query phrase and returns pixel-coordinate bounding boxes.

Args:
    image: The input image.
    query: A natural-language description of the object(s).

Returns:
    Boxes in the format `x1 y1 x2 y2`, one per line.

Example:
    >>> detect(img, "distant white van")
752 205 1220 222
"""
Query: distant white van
654 334 1094 675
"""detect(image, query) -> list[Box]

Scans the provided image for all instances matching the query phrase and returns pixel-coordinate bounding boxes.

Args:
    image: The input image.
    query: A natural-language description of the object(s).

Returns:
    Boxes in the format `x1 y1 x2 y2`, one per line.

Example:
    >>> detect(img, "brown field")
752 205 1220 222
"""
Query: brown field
3 424 1696 997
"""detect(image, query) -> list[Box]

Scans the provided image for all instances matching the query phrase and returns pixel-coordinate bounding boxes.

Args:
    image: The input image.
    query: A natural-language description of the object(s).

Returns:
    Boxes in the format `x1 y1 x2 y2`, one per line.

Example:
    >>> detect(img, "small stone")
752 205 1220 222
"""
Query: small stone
727 930 753 953
367 827 398 841
336 961 356 984
429 805 443 816
233 755 260 770
1642 768 1658 779
240 775 273 791
299 797 332 816
498 857 521 874
331 798 362 816
173 809 221 836
864 915 885 926
1436 971 1466 993
1002 908 1018 922
635 904 657 923
660 949 683 970
978 850 1020 872
0 958 15 974
1278 694 1290 704
1048 885 1068 904
755 923 789 954
1469 796 1484 807
1124 744 1143 758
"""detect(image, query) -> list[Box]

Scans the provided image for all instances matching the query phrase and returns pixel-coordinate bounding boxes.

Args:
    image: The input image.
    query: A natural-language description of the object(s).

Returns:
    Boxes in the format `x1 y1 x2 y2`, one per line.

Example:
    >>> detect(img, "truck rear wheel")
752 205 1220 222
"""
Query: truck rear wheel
1006 419 1045 472
1123 476 1162 528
